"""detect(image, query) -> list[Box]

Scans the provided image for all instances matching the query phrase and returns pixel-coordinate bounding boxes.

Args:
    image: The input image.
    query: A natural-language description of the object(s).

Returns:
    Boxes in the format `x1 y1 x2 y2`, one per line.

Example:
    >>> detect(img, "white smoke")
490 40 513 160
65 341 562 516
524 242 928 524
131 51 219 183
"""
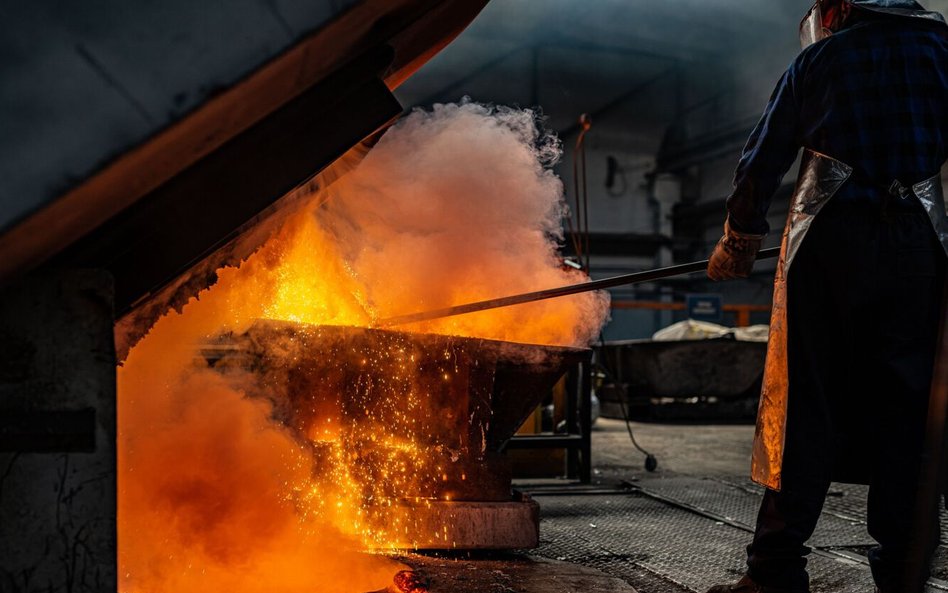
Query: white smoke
319 100 610 346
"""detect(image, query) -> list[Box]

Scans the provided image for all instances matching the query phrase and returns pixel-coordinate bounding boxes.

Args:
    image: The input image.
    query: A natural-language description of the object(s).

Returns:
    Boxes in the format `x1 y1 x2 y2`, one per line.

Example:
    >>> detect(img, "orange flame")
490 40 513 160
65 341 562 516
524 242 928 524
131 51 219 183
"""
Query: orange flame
118 102 609 592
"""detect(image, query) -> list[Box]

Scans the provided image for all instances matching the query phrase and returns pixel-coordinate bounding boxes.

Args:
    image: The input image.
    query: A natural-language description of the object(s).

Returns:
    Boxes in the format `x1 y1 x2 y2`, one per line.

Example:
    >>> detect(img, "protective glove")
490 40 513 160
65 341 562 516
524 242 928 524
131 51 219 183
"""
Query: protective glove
707 218 766 281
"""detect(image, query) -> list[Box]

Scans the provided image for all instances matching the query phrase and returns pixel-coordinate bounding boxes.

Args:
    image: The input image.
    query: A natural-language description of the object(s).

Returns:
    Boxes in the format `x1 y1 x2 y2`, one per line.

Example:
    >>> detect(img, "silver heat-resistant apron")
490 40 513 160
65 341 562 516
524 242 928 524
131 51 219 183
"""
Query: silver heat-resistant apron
751 148 948 491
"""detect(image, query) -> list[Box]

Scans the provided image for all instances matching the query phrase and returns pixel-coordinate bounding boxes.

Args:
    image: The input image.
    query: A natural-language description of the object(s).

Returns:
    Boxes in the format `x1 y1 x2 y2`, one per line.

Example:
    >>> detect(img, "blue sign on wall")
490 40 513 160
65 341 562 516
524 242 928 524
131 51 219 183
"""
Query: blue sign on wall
686 293 723 322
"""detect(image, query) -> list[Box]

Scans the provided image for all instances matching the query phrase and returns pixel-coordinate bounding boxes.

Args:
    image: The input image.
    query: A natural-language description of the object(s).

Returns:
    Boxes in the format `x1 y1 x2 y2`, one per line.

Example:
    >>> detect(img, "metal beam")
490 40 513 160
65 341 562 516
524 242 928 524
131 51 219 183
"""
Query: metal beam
59 50 403 315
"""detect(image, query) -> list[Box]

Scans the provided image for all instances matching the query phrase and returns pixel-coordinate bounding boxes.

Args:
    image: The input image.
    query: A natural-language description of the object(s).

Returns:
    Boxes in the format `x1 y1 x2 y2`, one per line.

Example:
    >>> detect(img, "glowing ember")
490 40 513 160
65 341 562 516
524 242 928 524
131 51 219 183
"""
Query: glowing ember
391 570 430 593
366 570 429 593
118 102 609 592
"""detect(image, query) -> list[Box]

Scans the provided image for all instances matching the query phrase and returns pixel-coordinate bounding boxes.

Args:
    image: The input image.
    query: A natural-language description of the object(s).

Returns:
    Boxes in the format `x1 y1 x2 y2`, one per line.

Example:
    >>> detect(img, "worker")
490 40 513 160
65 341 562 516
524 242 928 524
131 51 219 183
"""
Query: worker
705 1 948 592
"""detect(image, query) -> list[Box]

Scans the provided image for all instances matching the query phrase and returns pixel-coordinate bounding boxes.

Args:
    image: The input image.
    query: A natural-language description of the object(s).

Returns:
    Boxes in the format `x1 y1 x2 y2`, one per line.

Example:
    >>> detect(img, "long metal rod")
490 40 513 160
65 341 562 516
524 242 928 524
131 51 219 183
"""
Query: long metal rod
378 246 781 327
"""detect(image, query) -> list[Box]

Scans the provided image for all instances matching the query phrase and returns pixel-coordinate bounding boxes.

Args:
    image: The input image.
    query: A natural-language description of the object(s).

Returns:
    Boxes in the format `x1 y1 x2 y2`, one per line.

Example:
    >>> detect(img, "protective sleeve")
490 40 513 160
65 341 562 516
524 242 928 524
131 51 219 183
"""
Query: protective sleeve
725 65 803 235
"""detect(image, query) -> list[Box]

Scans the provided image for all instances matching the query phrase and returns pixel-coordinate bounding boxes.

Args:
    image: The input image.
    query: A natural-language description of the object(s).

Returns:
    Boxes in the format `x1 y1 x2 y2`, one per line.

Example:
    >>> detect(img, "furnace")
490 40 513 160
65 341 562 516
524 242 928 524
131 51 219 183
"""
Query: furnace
0 1 499 589
204 321 588 549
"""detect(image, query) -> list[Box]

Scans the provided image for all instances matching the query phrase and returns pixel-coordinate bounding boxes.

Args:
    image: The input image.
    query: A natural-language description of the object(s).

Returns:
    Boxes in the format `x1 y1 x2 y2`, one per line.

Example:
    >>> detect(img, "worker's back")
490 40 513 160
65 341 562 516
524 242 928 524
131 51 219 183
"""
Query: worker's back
797 14 948 200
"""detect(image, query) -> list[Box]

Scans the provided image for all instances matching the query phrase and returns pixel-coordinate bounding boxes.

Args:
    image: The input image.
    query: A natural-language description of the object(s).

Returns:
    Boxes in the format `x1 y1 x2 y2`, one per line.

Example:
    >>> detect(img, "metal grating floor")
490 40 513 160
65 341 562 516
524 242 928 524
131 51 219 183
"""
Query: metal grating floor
713 477 948 550
530 477 948 593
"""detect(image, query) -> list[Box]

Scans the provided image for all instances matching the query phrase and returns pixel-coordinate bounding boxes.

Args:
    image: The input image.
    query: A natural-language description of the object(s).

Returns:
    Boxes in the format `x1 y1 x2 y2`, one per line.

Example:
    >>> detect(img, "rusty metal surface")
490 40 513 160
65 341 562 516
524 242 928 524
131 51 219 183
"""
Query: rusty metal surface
753 149 853 491
599 339 766 401
382 494 540 550
206 321 586 502
209 321 586 449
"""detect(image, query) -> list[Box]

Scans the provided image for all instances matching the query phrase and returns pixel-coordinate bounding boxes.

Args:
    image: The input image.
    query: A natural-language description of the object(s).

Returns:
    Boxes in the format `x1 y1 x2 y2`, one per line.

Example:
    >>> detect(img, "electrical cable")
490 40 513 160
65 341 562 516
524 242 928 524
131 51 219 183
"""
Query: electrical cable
574 114 592 272
563 194 584 265
594 336 658 472
571 130 582 263
565 128 584 264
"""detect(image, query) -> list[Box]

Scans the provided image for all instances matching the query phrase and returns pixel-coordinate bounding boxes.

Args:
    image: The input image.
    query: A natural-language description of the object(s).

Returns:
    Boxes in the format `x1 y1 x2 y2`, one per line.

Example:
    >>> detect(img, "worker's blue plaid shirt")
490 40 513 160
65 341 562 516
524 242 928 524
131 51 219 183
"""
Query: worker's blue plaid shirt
727 17 948 235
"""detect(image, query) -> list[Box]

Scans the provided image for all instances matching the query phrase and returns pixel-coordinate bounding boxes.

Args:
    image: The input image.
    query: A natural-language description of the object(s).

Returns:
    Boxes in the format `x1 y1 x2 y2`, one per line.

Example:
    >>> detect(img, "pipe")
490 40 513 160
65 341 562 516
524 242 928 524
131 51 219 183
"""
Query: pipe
377 246 781 327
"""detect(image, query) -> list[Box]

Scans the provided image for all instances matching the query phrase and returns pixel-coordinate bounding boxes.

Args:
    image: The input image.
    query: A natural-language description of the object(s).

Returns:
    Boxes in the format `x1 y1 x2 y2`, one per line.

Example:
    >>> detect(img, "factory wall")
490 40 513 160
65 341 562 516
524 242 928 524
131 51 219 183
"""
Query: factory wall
553 50 791 339
0 271 117 591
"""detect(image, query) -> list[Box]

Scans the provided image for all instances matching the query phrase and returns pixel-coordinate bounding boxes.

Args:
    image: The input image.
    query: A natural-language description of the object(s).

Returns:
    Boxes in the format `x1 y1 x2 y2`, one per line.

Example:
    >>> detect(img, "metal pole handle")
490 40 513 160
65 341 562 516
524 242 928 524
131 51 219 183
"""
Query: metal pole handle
378 246 781 327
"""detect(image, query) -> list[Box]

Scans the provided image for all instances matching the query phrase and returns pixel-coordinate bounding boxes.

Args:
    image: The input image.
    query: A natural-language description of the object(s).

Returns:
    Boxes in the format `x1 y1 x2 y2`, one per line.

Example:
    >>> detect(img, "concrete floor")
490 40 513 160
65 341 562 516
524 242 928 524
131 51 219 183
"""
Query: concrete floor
395 417 947 593
591 418 755 477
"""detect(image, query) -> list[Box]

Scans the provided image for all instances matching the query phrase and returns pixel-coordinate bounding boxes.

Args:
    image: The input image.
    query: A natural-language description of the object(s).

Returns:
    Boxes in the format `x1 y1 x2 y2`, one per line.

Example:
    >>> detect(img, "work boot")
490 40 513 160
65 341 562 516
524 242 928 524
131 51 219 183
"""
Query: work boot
705 574 808 593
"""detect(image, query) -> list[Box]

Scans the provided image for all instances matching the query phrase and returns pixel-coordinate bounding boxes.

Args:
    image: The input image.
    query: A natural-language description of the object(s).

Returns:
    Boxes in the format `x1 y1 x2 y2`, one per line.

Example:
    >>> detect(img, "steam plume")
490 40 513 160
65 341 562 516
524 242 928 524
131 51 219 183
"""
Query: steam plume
320 100 610 345
119 101 608 593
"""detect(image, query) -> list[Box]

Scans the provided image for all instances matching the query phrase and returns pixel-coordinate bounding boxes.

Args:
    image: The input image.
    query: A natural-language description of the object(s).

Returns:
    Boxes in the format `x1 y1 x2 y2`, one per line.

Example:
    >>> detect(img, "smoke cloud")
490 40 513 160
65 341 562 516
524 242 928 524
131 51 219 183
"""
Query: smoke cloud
321 100 610 345
119 101 608 593
118 275 403 593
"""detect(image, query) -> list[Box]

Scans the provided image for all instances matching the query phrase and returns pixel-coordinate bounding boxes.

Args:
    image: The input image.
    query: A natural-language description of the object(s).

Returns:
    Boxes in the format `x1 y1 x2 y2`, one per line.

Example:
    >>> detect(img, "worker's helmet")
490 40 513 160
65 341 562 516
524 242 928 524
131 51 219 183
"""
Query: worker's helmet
800 0 850 48
800 0 946 48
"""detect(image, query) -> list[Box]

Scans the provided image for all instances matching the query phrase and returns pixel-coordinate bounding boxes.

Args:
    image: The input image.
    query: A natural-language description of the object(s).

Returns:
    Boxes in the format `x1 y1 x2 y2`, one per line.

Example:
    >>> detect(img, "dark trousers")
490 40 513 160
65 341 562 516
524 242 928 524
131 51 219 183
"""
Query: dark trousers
746 198 946 592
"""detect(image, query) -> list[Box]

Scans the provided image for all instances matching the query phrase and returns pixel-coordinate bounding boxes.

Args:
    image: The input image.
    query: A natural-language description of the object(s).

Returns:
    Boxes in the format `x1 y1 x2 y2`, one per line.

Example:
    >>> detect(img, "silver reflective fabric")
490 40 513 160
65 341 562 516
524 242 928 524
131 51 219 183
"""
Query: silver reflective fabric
800 3 829 48
785 152 854 268
913 175 948 257
851 0 947 24
751 149 948 491
751 150 852 491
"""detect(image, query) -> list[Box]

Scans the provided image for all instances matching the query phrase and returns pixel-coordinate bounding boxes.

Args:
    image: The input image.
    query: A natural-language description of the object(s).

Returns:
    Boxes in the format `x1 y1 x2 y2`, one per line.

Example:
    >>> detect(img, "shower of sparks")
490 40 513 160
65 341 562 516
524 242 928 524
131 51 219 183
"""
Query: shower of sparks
223 323 476 551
